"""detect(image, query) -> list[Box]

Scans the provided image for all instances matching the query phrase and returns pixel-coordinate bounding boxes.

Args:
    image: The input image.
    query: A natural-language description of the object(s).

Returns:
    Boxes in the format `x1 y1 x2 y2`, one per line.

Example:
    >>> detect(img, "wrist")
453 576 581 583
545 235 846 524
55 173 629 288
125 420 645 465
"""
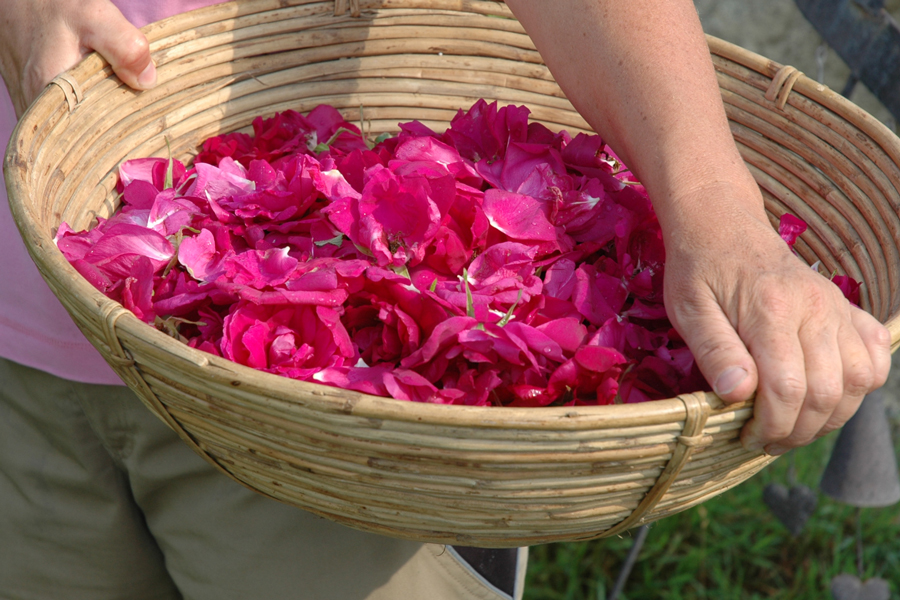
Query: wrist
646 156 769 241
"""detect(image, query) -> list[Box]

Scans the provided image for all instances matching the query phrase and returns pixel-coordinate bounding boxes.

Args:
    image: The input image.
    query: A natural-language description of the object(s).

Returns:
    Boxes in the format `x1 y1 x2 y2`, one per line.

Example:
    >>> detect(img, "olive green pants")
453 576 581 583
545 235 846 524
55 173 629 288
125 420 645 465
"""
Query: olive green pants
0 358 527 600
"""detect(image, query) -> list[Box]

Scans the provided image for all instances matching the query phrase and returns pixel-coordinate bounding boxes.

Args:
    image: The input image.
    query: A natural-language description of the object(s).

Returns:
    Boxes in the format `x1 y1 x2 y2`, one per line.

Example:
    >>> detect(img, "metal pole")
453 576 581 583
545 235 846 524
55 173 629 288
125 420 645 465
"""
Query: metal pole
856 507 864 578
607 525 650 600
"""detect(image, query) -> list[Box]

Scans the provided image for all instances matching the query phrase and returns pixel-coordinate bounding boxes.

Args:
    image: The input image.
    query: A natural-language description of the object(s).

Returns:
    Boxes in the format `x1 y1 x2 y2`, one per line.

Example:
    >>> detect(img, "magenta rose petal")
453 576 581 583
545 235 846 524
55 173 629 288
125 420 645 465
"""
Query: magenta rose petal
178 228 229 283
384 369 440 403
535 318 588 355
572 264 628 326
482 189 558 242
778 213 807 248
313 365 391 397
832 274 861 305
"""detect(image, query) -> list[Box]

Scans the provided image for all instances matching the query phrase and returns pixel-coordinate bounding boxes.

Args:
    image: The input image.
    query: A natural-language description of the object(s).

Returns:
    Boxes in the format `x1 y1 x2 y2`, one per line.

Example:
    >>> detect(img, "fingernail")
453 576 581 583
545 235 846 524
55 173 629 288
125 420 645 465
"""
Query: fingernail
714 366 748 396
765 444 790 456
137 61 157 89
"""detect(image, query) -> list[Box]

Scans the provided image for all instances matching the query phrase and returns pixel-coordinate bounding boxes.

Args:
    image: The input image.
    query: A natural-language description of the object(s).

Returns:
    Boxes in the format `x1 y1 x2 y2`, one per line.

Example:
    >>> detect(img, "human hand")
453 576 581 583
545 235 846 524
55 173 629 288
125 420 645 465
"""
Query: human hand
662 184 892 455
0 0 156 118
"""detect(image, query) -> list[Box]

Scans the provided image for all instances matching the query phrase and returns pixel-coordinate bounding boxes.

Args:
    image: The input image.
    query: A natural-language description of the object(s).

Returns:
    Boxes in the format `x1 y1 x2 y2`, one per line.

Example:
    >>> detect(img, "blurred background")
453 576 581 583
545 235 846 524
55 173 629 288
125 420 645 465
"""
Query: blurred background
524 2 900 598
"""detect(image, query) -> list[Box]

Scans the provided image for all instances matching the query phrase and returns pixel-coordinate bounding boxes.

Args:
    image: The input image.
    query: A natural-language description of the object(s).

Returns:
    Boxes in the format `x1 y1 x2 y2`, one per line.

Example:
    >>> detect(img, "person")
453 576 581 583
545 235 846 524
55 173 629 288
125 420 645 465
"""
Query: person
0 0 891 598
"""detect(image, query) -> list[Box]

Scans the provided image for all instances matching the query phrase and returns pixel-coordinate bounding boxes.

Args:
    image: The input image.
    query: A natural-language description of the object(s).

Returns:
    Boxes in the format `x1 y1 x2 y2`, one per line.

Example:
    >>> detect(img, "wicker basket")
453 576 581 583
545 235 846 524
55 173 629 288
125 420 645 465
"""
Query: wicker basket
6 0 900 548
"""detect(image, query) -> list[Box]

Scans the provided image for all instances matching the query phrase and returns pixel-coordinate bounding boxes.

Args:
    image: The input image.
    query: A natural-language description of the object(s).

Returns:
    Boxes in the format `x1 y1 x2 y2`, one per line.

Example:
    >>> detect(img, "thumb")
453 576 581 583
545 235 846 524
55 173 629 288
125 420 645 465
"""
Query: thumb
77 2 156 91
672 299 758 403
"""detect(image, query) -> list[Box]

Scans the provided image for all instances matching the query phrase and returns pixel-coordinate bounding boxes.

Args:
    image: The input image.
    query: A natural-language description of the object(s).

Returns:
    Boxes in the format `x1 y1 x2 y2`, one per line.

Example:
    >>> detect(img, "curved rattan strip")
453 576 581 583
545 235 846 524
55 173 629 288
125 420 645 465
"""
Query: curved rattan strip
215 457 647 527
98 304 142 375
169 403 683 463
741 161 857 274
722 80 897 241
193 421 669 503
55 46 557 224
711 50 900 217
764 65 796 102
730 126 870 271
48 75 82 111
141 3 522 70
710 36 900 181
713 62 900 226
172 415 679 478
80 62 578 165
180 424 669 507
150 382 688 454
598 392 712 537
728 123 881 308
720 86 900 272
94 302 234 479
738 143 871 294
107 303 702 429
757 188 829 275
42 9 540 209
6 92 70 203
156 377 691 444
743 163 865 294
736 128 879 284
717 78 900 292
143 9 533 73
716 81 898 315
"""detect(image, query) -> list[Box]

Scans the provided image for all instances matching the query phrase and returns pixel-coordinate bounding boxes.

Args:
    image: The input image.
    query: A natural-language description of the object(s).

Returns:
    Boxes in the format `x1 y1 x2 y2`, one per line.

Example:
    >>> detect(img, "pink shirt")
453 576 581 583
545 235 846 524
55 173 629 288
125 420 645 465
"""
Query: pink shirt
0 0 226 384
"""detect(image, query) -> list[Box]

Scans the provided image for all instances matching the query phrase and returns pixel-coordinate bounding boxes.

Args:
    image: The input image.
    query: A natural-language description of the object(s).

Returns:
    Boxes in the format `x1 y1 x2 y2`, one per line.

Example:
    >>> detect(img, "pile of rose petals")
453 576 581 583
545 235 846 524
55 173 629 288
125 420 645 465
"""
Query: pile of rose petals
55 100 858 406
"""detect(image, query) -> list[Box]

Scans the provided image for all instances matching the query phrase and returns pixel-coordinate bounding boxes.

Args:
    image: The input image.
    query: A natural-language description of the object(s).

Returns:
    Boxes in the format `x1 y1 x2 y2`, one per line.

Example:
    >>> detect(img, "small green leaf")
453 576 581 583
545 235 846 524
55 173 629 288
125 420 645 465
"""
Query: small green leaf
314 127 362 154
498 289 523 327
314 233 343 247
392 264 412 281
164 137 174 190
462 268 476 319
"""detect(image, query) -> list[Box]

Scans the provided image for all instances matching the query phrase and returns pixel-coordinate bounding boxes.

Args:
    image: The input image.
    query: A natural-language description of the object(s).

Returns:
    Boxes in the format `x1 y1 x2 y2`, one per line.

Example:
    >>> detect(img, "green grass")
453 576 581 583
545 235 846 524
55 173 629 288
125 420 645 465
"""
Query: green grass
524 430 900 599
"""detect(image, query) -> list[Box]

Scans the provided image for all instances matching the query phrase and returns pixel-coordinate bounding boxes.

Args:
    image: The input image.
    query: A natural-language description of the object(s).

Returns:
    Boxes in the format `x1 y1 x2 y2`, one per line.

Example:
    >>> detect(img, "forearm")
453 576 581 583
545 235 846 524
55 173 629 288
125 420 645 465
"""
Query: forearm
504 0 765 238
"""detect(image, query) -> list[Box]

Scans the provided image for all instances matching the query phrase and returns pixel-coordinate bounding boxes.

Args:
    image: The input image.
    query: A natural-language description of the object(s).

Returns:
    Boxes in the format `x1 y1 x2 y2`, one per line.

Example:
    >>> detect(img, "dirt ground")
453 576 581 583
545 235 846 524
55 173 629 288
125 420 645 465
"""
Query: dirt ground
693 0 900 415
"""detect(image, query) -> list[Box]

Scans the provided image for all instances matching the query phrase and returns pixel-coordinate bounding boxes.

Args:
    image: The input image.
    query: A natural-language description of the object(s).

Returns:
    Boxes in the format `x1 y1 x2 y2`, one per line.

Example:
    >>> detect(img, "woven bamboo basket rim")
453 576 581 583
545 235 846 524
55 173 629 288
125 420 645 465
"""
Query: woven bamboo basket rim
6 0 900 546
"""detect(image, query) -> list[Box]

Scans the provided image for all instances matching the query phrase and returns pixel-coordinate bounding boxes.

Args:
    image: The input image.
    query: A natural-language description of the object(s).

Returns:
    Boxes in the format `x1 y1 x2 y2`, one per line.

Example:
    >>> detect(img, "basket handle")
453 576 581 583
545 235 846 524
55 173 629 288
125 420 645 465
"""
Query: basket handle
334 0 361 17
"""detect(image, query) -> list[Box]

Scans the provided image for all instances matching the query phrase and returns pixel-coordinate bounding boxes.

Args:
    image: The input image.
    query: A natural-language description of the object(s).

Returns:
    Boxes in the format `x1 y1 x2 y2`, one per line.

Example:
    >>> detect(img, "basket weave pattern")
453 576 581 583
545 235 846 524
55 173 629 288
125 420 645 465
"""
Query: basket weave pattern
6 0 900 547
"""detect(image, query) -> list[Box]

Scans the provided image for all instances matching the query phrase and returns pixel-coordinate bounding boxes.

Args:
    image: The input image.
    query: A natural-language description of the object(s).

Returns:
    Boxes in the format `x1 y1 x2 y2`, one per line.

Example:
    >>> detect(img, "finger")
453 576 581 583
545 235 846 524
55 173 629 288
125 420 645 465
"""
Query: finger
762 320 846 454
670 291 758 403
811 315 882 437
77 2 156 90
738 309 808 452
850 306 892 389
